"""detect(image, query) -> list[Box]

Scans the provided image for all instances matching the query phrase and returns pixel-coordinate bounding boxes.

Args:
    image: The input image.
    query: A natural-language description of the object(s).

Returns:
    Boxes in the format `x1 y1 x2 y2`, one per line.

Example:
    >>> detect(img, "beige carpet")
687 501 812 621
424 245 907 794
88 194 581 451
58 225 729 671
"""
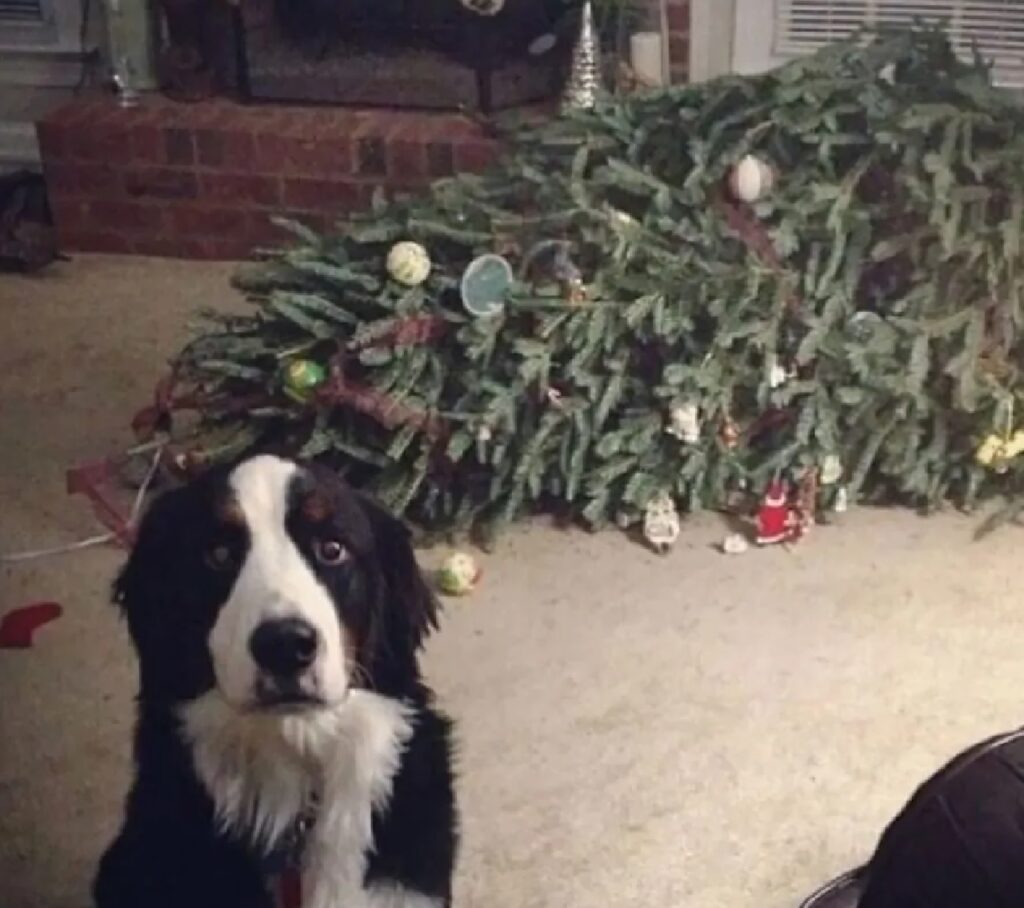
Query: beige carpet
2 256 1024 908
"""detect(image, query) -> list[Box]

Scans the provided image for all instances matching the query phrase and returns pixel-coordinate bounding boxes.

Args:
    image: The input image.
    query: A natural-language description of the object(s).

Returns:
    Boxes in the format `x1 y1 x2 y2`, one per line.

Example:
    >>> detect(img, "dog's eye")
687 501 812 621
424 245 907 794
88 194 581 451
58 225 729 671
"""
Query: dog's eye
205 545 236 571
314 538 348 566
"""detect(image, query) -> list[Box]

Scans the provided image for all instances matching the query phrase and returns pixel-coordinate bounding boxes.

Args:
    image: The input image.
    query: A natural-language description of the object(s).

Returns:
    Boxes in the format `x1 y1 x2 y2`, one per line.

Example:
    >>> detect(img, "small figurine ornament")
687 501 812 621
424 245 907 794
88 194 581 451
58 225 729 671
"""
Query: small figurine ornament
820 454 843 485
666 403 701 444
643 491 680 554
756 480 800 545
552 245 586 304
722 533 749 555
521 239 585 303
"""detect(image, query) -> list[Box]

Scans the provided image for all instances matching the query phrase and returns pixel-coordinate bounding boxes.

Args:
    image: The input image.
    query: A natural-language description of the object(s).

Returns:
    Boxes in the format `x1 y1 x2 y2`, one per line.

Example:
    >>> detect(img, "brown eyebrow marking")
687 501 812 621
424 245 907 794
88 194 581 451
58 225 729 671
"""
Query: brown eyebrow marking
301 491 333 523
216 496 246 527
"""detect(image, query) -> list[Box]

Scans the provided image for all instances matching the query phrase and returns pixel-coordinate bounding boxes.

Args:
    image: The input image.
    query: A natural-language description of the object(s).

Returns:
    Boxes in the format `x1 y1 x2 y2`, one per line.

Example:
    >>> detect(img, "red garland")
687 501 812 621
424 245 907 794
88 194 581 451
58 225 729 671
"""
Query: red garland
131 370 270 443
315 378 447 441
714 192 802 311
66 458 138 546
350 315 448 350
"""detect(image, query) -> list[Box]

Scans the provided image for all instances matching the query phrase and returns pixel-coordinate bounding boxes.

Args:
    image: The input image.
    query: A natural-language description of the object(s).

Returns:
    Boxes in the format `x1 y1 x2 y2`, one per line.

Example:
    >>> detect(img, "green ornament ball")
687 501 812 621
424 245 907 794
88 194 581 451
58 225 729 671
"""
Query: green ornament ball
284 359 326 394
436 552 480 596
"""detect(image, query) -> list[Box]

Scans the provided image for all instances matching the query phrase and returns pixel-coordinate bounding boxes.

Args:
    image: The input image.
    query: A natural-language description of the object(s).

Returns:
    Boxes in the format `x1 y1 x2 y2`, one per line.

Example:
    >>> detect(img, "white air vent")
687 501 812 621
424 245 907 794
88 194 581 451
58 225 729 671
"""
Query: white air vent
775 0 1024 88
0 0 45 22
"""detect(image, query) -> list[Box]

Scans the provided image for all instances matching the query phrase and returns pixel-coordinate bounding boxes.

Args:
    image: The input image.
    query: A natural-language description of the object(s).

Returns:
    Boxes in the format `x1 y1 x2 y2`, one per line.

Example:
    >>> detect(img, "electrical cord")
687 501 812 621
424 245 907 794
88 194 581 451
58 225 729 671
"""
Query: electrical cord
73 0 96 94
0 443 163 564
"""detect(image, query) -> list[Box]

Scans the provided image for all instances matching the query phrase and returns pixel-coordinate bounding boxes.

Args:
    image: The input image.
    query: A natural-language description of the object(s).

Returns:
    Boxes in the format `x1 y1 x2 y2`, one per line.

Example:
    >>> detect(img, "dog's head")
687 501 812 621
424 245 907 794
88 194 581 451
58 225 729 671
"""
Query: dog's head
115 454 437 711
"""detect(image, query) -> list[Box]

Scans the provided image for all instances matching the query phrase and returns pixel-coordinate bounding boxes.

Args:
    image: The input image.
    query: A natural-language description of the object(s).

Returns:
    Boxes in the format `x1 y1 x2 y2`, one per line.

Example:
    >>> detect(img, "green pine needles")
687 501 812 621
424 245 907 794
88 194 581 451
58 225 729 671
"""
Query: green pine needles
173 27 1024 543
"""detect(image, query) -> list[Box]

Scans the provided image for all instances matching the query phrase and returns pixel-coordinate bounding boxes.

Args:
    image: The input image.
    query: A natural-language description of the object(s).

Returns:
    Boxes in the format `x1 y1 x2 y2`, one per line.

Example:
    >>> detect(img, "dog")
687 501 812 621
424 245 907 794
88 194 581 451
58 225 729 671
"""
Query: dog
94 454 457 908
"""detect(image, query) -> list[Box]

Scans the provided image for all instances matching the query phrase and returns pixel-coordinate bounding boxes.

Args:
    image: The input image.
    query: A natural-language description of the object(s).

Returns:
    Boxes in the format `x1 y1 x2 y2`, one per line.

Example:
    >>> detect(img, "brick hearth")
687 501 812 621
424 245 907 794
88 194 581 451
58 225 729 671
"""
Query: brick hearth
36 2 689 261
36 97 500 260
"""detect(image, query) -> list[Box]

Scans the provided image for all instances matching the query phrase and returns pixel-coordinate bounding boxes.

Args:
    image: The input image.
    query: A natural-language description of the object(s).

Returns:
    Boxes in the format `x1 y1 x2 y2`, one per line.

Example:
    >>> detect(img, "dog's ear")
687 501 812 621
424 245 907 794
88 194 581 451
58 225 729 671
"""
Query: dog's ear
358 494 439 655
113 484 198 651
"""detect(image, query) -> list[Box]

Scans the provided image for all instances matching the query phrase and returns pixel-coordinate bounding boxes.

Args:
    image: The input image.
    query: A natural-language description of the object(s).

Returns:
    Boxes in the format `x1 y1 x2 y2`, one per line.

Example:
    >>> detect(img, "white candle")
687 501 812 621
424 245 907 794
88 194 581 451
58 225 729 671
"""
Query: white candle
630 31 666 87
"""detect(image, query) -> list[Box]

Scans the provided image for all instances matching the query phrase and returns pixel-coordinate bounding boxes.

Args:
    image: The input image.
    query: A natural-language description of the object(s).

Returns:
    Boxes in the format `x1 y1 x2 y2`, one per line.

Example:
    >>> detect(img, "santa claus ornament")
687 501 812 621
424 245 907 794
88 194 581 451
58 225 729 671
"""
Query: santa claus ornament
756 480 800 545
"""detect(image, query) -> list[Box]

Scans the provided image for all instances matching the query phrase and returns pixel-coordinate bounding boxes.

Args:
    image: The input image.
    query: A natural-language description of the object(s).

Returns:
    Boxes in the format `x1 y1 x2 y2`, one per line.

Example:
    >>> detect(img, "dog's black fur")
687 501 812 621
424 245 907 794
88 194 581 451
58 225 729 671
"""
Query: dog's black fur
93 460 457 908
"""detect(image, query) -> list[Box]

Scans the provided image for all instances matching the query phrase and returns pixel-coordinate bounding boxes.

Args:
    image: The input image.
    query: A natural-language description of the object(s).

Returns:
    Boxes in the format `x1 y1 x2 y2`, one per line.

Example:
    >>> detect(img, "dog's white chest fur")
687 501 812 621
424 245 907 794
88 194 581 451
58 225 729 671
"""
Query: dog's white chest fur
180 690 416 908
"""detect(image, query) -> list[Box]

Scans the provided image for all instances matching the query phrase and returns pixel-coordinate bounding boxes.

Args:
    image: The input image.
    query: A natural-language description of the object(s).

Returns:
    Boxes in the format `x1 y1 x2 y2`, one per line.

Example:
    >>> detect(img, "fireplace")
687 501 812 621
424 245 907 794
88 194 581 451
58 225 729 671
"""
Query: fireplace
234 0 578 112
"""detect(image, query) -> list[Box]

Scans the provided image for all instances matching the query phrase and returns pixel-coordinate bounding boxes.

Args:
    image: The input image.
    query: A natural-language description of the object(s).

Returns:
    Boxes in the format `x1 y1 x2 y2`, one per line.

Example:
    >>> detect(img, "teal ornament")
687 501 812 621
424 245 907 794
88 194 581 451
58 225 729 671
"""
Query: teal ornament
460 254 513 317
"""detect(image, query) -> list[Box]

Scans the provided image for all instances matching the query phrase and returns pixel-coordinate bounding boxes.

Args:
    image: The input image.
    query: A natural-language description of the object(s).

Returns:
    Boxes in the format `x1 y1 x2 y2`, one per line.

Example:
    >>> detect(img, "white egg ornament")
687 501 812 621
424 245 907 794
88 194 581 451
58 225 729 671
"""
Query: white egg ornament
386 241 431 286
728 154 775 203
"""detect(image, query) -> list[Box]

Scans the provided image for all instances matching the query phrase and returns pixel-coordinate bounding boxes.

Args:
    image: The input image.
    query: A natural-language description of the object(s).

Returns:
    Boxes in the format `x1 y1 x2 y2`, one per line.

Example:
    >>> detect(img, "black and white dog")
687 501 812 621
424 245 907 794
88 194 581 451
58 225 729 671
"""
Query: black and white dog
94 454 457 908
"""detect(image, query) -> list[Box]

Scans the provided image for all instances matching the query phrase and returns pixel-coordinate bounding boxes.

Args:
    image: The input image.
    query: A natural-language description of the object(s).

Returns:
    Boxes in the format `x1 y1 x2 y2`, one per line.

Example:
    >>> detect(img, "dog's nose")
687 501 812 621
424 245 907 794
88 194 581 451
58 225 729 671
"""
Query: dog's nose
249 618 319 676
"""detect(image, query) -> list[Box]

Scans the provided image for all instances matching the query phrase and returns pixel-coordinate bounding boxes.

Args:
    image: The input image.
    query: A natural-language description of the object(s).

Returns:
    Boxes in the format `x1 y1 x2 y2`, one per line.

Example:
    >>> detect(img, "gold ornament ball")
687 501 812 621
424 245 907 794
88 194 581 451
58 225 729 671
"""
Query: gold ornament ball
719 417 740 449
387 241 432 286
562 276 587 305
728 154 775 203
437 552 480 596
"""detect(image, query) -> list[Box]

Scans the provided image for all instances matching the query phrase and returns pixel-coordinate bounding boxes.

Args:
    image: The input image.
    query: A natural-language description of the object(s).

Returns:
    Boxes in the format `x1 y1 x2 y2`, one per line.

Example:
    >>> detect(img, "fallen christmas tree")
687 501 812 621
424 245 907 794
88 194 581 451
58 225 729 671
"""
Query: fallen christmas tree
159 27 1024 545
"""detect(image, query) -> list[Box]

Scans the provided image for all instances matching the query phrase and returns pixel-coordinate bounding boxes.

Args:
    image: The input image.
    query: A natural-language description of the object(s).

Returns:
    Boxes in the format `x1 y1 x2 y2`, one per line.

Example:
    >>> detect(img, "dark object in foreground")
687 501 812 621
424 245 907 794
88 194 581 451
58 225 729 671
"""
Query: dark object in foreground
800 870 865 908
802 729 1024 908
0 170 59 273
